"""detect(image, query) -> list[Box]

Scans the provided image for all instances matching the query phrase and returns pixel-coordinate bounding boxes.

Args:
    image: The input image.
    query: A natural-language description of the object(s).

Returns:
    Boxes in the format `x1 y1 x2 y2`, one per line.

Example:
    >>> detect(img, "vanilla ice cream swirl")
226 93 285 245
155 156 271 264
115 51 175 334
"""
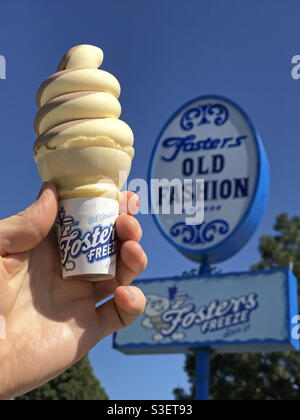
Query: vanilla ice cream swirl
33 45 134 200
34 44 134 157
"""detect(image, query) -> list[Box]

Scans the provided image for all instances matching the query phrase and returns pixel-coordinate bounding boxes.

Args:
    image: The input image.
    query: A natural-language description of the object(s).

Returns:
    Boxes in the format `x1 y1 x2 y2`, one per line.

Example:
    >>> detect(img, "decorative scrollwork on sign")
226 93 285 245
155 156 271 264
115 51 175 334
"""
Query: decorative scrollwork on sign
202 220 230 243
180 108 202 131
170 219 230 245
170 223 198 244
180 103 229 131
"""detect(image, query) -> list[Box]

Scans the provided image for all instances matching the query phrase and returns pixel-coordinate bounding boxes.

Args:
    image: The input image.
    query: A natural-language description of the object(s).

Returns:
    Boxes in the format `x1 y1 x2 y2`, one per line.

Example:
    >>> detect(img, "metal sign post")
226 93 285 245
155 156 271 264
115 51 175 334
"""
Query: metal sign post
195 348 210 400
195 261 211 400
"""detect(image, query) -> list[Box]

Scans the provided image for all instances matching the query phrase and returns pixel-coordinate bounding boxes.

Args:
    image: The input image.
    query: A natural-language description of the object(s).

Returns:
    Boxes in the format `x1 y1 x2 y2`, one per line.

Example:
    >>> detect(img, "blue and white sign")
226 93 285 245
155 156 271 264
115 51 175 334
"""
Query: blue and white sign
114 269 299 354
149 96 270 263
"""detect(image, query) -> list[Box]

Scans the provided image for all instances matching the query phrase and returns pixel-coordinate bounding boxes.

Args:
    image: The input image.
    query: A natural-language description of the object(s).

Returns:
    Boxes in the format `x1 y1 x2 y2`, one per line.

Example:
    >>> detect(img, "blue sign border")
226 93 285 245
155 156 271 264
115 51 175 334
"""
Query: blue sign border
113 269 299 354
148 95 270 264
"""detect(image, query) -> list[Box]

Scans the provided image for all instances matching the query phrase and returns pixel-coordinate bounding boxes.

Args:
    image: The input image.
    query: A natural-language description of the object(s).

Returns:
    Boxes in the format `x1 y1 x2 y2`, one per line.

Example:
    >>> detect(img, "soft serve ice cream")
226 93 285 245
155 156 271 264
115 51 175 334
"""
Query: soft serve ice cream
34 45 134 281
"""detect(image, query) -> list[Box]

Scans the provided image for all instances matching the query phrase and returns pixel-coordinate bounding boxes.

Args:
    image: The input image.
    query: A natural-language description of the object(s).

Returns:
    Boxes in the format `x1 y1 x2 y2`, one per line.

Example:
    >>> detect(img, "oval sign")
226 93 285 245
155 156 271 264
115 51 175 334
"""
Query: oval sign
149 95 269 264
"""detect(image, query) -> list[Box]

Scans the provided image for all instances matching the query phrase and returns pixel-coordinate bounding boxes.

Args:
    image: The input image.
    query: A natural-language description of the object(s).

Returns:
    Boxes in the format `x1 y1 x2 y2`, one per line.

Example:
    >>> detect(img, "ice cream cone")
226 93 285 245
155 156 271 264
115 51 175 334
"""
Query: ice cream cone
33 45 134 281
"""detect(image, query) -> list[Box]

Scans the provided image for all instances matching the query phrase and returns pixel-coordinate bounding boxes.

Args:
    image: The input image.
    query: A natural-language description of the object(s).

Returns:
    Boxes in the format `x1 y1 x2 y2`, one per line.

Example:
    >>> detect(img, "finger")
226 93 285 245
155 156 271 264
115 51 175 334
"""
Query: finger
116 214 142 243
0 183 58 256
119 191 140 216
93 241 147 302
119 241 148 279
95 286 146 340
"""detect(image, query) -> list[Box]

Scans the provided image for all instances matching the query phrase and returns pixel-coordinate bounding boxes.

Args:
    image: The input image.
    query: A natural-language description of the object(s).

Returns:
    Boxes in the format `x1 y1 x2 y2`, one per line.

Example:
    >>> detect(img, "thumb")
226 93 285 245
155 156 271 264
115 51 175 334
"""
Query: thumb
0 183 58 256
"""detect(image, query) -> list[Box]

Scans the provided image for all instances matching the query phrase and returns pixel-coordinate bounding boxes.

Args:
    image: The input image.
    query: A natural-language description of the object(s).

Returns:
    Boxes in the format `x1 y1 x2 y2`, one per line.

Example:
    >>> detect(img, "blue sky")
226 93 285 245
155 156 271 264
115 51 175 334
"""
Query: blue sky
1 0 300 400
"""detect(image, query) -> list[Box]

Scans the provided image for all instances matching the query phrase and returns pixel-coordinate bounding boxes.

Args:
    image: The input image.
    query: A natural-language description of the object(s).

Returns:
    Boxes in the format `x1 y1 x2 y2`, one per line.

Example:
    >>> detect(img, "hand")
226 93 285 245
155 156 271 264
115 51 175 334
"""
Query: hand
0 184 147 400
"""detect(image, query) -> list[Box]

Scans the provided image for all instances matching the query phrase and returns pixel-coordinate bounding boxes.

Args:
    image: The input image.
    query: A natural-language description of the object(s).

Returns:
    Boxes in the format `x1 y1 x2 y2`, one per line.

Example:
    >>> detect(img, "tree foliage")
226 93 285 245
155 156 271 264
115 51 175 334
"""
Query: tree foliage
174 214 300 400
16 356 109 400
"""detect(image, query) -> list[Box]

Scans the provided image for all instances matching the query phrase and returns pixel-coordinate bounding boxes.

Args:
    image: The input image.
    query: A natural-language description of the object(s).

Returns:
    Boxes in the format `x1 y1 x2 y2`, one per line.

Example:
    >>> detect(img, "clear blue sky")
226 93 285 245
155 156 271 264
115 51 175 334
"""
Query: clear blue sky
0 0 300 400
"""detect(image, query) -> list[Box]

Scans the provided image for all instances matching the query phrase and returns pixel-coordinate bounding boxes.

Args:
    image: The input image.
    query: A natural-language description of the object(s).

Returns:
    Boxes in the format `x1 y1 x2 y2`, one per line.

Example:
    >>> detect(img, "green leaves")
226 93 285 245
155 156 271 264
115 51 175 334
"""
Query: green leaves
16 356 108 401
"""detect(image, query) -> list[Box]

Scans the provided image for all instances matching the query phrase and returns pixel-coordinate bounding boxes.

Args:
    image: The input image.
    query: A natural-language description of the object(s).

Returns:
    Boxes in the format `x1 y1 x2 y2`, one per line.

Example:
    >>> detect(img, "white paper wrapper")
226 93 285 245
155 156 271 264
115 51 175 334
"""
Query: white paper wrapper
55 197 119 281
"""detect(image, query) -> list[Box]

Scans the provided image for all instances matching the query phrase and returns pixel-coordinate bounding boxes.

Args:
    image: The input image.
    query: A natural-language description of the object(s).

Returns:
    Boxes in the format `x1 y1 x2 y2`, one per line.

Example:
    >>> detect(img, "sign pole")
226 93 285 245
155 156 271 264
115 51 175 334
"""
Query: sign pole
195 348 210 400
195 260 211 401
199 259 211 275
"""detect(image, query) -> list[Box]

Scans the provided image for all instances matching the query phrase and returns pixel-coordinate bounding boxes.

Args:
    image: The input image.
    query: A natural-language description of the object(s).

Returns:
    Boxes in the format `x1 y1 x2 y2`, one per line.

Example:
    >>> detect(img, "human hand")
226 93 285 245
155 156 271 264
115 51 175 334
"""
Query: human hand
0 184 147 400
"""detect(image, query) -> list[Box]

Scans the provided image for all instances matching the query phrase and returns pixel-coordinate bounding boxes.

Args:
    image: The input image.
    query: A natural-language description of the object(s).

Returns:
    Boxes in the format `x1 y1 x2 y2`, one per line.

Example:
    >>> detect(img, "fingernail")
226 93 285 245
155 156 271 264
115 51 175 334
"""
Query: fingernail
134 244 147 271
128 194 140 215
37 182 57 200
132 193 140 206
135 220 142 240
37 183 47 199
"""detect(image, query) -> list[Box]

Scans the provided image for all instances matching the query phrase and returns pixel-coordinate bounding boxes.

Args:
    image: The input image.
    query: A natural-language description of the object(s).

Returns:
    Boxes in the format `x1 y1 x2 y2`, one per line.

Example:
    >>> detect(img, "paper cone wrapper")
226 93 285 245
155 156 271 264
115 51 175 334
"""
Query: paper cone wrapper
55 196 119 281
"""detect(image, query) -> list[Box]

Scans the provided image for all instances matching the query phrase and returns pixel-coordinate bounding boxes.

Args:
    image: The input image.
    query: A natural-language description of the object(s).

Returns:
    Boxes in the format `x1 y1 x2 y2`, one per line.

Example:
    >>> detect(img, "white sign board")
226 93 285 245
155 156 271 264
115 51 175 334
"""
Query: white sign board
149 96 269 263
114 269 299 355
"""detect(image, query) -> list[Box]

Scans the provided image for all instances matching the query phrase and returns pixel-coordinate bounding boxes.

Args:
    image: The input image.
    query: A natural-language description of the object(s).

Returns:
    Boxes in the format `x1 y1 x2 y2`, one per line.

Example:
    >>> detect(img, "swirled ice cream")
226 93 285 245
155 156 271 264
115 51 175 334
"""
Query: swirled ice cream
34 45 134 281
34 44 134 200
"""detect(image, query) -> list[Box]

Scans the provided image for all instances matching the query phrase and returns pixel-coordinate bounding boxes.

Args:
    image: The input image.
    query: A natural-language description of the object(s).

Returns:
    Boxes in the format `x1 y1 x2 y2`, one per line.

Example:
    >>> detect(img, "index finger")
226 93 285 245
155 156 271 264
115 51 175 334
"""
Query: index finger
119 191 140 216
